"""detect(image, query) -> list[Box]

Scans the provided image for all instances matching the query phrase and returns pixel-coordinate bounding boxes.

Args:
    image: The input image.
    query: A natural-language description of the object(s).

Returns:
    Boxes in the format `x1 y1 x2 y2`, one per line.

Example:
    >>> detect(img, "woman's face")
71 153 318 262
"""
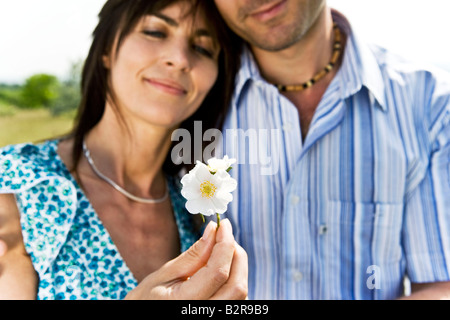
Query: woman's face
104 1 221 129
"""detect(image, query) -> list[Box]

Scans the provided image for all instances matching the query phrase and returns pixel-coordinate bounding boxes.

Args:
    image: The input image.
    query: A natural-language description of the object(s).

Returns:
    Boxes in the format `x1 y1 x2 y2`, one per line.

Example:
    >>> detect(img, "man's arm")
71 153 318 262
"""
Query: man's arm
0 194 38 300
399 282 450 300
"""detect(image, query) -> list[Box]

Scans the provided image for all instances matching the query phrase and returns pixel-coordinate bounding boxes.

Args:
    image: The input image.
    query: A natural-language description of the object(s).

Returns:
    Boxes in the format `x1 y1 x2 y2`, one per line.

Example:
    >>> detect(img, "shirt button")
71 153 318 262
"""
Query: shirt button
293 271 304 282
254 80 265 88
282 122 293 132
291 195 300 205
319 225 328 235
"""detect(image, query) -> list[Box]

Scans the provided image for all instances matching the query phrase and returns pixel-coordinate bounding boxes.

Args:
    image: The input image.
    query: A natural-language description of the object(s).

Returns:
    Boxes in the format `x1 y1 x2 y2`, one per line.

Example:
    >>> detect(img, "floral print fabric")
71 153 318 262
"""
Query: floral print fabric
0 140 198 300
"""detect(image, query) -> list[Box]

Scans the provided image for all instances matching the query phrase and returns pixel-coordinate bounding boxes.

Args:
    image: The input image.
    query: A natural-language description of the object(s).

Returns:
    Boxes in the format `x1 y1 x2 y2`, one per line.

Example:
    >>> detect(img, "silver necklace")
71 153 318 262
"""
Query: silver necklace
82 140 169 204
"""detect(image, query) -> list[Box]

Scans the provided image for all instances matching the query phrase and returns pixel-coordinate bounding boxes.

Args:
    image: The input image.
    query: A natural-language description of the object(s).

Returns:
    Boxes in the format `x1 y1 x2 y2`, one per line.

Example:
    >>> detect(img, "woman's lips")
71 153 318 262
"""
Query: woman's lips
249 0 287 22
145 78 187 96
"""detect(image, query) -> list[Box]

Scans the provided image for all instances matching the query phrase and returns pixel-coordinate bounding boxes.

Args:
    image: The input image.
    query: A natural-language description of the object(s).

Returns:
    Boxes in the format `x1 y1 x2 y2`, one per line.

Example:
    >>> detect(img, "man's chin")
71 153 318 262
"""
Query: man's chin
240 20 304 52
246 32 301 52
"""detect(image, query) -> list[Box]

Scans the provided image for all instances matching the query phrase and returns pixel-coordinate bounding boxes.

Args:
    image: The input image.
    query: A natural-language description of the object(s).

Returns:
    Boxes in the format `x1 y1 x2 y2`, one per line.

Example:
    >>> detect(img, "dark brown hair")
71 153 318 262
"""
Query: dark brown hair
69 0 242 175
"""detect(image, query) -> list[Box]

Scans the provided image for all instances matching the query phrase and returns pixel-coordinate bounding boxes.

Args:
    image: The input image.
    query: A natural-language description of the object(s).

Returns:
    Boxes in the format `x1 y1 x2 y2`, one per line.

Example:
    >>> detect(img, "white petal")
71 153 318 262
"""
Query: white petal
180 170 196 186
200 197 217 216
180 159 236 215
211 196 228 214
194 163 214 184
216 190 233 203
223 180 237 193
214 172 237 193
213 169 231 179
207 156 236 172
181 163 214 200
203 207 216 216
206 158 223 172
223 155 237 167
181 185 201 200
185 198 208 214
210 172 224 188
182 161 207 183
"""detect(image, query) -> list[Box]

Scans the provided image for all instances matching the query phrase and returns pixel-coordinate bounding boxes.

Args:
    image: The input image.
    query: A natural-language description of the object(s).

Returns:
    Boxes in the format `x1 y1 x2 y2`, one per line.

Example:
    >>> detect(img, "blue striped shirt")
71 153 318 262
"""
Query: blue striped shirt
221 13 450 300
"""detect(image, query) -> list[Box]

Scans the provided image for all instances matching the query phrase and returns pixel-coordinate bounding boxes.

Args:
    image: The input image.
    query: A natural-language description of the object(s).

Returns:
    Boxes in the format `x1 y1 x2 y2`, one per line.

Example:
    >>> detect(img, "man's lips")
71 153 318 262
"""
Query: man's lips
145 78 187 95
249 0 287 22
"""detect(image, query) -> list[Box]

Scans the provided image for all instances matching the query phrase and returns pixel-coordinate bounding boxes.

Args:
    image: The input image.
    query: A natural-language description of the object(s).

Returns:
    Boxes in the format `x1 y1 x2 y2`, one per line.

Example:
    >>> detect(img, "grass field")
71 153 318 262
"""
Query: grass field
0 105 75 147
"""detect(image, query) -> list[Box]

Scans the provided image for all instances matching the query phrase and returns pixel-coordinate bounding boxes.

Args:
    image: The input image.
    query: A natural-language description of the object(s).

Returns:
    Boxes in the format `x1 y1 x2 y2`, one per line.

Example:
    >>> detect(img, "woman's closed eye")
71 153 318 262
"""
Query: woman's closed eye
192 35 219 59
143 30 166 39
192 44 214 58
142 30 216 59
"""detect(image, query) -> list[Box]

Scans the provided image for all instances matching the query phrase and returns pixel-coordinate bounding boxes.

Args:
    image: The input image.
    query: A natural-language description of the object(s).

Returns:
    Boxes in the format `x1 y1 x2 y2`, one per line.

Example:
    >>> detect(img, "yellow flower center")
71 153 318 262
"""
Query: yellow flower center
200 181 217 199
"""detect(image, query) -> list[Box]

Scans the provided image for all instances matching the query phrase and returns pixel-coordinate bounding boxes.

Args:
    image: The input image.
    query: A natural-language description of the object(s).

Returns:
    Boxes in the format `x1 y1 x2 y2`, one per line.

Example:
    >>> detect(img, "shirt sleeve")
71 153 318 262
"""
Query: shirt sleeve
403 75 450 283
0 144 78 280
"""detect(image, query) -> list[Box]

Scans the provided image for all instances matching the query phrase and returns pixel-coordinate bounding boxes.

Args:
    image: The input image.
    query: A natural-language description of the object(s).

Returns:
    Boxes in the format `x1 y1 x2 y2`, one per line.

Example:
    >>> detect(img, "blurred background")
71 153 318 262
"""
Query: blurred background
1 0 449 147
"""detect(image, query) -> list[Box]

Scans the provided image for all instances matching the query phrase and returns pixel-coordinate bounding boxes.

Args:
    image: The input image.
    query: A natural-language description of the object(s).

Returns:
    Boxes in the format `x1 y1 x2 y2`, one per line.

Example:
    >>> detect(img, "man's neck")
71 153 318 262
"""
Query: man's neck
251 7 334 88
249 7 344 141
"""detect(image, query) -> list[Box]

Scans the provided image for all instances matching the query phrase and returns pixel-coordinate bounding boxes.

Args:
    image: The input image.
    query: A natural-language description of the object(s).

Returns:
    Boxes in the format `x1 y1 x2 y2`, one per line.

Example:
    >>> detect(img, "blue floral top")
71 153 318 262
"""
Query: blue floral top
0 140 199 300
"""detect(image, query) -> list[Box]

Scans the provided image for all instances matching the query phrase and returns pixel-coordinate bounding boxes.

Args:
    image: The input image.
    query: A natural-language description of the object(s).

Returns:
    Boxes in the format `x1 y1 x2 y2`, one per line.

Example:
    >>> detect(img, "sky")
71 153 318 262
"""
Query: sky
1 0 449 84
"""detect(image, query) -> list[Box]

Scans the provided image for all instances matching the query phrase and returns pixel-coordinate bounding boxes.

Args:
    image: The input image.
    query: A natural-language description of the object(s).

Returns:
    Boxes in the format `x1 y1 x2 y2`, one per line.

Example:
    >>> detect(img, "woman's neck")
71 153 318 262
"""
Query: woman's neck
82 105 173 199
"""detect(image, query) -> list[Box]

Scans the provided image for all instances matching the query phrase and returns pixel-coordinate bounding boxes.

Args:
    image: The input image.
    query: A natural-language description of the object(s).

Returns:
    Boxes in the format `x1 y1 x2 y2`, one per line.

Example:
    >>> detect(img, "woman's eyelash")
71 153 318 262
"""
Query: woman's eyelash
142 30 166 38
142 30 214 58
193 45 213 58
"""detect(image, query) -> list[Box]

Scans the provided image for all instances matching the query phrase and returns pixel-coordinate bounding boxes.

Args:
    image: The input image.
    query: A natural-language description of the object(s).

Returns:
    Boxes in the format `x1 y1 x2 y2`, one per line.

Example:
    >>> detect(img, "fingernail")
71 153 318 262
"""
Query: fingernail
202 222 215 241
0 241 7 257
220 218 231 230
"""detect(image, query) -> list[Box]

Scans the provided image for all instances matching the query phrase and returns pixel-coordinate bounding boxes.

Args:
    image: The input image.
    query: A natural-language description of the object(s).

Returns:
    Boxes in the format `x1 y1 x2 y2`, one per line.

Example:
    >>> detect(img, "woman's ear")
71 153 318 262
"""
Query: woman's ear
102 55 111 69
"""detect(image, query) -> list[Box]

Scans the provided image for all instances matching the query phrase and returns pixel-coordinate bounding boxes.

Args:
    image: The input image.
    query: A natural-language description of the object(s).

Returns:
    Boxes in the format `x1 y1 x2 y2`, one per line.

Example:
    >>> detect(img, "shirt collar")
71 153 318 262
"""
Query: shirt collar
337 21 387 111
233 11 387 111
232 45 263 104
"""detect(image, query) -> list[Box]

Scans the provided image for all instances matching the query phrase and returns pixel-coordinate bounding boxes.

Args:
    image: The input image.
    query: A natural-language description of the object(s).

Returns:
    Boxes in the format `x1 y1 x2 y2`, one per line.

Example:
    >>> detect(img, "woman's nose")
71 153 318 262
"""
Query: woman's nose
164 41 192 72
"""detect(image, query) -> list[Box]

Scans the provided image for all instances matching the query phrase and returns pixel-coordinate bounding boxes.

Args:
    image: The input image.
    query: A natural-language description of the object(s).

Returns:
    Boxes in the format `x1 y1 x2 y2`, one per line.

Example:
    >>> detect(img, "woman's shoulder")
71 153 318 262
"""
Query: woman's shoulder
0 139 58 161
0 140 66 193
0 141 80 293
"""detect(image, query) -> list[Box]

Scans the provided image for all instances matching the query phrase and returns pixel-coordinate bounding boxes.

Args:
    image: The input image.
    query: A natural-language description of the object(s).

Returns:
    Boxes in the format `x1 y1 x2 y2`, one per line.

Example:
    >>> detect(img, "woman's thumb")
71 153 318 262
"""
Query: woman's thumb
161 221 217 280
0 240 7 257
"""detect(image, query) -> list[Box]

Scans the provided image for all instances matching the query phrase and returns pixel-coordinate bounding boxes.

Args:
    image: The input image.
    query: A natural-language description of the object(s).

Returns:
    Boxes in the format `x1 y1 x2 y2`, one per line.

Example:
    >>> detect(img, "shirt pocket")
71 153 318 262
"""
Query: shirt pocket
327 201 404 265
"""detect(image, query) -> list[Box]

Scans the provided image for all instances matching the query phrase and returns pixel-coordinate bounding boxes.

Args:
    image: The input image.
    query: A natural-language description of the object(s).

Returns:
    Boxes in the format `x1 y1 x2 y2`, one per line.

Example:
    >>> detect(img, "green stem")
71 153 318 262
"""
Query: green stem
216 213 221 228
201 214 205 223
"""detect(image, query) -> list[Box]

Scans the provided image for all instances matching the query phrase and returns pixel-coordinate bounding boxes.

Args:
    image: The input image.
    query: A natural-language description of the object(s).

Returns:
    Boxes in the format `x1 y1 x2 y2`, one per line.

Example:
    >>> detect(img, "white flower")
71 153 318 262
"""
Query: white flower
180 160 237 217
207 155 236 173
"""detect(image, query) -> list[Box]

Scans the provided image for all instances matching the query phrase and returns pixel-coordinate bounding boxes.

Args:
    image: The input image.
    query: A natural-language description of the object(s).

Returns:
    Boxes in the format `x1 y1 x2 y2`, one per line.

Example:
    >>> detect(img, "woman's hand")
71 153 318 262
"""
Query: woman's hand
125 219 248 300
0 207 248 300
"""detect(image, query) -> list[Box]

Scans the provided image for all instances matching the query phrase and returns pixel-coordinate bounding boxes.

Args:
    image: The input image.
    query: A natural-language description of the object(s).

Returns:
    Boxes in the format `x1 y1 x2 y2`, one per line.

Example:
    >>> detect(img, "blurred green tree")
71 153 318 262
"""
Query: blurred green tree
21 74 60 109
50 60 82 116
50 84 81 116
0 84 23 108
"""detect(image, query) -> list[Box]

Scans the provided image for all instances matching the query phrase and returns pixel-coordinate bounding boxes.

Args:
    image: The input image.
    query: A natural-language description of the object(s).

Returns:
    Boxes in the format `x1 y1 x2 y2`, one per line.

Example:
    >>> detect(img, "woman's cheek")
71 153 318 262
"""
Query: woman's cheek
199 63 219 96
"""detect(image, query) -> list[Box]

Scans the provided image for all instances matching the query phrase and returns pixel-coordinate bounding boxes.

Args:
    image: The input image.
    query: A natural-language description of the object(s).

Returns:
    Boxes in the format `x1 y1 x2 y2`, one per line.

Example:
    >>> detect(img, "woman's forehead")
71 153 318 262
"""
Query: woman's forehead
141 1 211 29
134 2 220 47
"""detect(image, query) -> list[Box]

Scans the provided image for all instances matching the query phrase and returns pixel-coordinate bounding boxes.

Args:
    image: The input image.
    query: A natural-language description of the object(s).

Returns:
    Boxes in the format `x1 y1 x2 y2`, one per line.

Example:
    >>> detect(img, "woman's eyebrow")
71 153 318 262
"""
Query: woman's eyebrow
153 12 179 26
151 13 214 40
194 29 213 38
